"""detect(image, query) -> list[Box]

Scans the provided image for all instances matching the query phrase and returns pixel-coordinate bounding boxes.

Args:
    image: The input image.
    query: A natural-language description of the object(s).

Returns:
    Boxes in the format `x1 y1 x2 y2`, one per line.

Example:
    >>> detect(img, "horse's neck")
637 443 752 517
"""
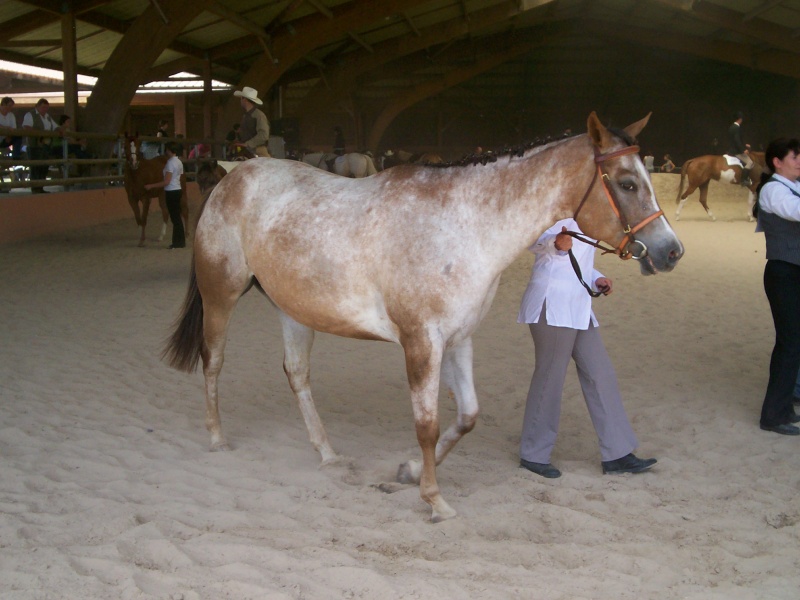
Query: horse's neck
446 138 593 271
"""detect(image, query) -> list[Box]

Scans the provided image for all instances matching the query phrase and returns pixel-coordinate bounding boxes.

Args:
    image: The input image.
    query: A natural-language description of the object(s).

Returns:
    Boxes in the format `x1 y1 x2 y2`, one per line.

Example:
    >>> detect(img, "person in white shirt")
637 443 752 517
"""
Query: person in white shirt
144 142 185 249
0 96 21 161
517 218 656 478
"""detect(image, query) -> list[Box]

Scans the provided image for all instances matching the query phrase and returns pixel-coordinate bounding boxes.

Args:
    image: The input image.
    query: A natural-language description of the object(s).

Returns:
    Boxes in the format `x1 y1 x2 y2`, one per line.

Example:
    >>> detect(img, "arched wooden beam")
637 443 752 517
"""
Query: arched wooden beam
82 0 214 147
295 1 528 122
365 37 550 153
213 0 430 140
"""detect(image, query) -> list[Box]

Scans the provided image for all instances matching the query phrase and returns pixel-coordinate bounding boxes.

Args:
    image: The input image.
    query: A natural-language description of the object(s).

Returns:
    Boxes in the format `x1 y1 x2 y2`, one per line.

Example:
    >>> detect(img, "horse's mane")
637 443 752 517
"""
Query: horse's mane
424 126 637 169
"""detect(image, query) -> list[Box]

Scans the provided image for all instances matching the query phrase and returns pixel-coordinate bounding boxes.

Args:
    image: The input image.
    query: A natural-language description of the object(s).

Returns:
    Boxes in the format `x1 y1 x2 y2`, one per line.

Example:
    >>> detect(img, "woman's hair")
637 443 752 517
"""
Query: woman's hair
764 137 800 175
164 141 181 155
755 137 800 201
58 114 71 126
159 119 169 128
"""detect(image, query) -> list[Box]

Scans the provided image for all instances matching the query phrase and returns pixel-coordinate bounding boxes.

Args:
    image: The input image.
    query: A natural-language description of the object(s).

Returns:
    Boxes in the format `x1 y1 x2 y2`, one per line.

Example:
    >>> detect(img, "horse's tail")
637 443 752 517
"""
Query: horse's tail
162 260 204 373
675 160 690 204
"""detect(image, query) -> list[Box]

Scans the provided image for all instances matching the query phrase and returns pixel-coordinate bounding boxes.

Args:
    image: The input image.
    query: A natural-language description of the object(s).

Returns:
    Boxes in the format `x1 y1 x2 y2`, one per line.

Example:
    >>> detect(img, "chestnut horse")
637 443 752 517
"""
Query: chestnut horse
163 112 683 522
122 135 188 247
674 152 766 221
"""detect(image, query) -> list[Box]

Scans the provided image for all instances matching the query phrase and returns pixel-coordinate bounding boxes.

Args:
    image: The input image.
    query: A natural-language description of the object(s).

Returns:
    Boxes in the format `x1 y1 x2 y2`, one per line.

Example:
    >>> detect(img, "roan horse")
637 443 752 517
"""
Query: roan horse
302 152 378 177
675 152 766 221
122 135 188 247
163 112 683 522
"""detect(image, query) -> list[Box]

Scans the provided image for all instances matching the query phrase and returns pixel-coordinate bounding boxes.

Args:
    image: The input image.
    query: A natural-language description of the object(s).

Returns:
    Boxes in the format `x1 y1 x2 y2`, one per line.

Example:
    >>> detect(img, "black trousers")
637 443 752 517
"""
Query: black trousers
165 189 185 248
29 145 50 184
761 259 800 426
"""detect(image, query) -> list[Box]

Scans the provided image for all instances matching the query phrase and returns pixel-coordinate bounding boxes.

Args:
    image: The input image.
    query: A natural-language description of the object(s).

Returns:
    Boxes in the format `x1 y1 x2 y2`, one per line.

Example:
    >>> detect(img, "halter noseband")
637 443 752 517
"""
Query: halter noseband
569 144 663 261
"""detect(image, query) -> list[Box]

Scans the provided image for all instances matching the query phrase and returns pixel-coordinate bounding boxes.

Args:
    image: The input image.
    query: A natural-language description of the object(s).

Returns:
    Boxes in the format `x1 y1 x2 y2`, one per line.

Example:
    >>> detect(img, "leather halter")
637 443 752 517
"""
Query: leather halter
569 144 664 260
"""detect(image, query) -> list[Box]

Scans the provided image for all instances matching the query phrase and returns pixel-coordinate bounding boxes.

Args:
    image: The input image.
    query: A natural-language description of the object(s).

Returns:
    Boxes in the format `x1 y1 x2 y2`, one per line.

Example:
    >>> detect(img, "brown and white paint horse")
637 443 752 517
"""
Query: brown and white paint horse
122 135 188 247
675 152 766 221
164 112 683 522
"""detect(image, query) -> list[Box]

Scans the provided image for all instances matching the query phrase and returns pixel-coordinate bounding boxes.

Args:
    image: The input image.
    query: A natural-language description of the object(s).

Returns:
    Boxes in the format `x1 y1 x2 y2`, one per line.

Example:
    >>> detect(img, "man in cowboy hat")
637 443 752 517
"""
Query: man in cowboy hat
232 86 270 158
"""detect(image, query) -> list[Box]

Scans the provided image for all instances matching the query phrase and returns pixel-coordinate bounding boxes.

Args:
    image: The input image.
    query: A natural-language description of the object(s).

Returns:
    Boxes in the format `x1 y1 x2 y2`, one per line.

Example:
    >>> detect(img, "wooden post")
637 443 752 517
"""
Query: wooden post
61 9 79 127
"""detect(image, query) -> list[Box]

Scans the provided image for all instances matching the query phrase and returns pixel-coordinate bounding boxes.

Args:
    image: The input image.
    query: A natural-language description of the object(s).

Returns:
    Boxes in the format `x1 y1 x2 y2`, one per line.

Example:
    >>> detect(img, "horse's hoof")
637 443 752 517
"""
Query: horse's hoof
137 240 146 247
397 459 422 484
431 501 457 523
209 442 231 452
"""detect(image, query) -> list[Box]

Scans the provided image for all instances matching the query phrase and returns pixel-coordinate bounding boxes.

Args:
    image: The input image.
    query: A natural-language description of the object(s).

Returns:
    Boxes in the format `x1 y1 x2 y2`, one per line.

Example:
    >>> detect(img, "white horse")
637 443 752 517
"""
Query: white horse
164 112 683 522
302 152 377 177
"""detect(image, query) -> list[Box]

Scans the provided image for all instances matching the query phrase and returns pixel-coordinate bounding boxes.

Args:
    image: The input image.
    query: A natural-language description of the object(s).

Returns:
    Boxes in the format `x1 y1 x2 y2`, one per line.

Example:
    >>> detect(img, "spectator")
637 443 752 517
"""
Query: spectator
56 115 90 159
660 154 676 173
0 96 22 161
643 151 655 173
22 98 59 193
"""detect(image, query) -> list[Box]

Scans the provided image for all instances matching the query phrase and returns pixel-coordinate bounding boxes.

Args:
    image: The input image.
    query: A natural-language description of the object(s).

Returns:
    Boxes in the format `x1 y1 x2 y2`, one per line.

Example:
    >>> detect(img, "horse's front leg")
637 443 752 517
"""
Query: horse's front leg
398 337 479 485
138 196 151 247
399 333 456 523
279 312 337 463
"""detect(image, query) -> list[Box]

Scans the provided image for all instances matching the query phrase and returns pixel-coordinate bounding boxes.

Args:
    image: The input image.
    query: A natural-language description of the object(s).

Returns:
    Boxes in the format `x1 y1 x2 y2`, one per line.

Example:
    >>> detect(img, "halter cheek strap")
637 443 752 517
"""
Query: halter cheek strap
571 144 663 260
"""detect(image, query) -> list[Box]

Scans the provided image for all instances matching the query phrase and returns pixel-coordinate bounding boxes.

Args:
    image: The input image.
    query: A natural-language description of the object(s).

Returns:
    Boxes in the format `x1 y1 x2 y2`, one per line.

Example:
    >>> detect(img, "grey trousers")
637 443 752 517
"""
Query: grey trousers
520 308 638 463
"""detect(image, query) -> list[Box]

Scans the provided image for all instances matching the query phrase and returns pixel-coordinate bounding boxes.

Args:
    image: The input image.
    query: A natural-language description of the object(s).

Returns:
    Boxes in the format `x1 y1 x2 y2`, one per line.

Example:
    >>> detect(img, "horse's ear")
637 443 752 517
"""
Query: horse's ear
624 112 652 140
587 111 614 150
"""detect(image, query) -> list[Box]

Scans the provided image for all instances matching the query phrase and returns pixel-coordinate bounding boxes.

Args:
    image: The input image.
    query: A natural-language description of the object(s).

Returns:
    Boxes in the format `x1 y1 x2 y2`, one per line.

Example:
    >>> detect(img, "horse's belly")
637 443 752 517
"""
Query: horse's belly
260 279 399 343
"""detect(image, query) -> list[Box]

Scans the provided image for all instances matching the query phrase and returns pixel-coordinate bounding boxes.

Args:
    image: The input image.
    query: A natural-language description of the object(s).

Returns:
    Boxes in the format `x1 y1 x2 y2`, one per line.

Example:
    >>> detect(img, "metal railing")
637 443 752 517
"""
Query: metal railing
0 128 226 192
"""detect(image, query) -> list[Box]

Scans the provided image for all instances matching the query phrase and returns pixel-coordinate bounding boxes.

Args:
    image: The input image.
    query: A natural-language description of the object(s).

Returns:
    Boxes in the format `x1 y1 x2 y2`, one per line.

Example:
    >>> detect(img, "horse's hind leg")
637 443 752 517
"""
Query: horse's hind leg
675 183 697 221
278 311 337 463
398 337 478 484
698 183 715 221
198 272 250 451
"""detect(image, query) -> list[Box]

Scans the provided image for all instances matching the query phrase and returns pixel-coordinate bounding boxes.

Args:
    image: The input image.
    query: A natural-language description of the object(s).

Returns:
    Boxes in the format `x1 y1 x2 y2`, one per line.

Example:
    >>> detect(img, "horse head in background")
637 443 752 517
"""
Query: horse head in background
675 151 766 222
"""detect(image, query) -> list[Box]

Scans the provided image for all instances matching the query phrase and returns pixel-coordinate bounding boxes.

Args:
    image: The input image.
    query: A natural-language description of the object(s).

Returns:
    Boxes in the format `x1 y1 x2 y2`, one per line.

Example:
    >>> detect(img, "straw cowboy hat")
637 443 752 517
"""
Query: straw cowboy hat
234 86 263 106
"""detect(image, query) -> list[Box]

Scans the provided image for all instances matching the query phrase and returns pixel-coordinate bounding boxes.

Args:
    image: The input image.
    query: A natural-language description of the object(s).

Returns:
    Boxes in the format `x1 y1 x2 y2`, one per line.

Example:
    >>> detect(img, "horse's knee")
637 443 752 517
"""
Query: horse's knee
457 412 478 435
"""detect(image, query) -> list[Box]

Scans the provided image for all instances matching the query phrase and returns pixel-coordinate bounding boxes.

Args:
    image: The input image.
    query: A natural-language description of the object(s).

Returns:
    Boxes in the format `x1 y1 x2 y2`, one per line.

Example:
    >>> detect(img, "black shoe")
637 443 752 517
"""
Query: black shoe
760 423 800 436
520 458 561 479
602 453 656 474
789 414 800 424
167 244 185 249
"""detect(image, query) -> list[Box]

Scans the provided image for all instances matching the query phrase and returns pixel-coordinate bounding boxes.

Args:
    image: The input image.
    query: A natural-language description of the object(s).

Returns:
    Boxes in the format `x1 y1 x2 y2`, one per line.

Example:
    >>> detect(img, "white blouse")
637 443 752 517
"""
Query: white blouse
517 218 603 330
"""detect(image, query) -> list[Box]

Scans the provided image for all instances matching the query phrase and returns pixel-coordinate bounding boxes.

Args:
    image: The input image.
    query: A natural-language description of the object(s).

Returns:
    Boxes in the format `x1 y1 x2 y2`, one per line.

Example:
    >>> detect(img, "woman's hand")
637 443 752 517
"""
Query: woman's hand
554 226 573 252
594 277 613 295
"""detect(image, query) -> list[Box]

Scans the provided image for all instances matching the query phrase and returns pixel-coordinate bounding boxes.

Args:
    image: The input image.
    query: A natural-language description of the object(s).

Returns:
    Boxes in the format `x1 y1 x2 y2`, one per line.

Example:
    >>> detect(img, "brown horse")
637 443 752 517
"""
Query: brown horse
122 135 188 247
163 112 683 522
674 152 766 221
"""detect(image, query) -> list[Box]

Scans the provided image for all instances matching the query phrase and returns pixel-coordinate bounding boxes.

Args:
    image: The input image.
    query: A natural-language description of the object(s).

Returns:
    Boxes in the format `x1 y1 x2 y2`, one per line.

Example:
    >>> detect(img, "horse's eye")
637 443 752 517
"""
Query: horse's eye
619 180 637 192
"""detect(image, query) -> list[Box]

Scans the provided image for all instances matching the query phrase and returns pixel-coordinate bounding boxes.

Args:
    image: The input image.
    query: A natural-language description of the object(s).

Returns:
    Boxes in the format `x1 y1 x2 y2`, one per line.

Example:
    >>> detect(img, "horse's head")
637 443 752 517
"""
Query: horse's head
573 112 683 275
123 134 140 169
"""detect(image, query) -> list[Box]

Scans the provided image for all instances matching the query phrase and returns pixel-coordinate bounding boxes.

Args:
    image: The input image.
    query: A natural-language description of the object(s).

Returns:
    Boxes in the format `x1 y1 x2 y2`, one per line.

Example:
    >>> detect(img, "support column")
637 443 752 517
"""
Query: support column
174 94 187 138
61 9 79 125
